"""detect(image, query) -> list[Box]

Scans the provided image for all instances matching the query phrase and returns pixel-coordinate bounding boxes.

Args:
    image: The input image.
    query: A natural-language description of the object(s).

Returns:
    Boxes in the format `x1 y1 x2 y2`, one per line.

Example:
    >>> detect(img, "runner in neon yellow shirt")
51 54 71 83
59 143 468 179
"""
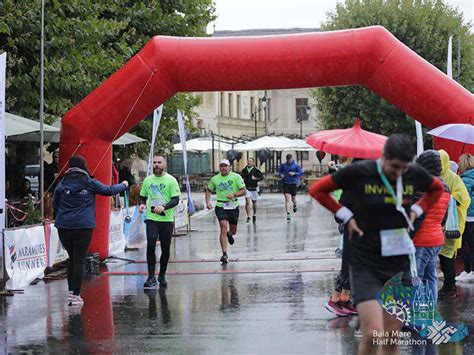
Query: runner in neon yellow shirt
205 159 246 264
139 156 180 288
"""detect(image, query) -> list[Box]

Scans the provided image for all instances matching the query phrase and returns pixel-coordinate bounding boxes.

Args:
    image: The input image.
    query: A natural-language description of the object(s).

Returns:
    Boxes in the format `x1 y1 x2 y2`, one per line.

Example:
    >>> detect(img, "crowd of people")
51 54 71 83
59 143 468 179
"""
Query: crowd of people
48 133 474 353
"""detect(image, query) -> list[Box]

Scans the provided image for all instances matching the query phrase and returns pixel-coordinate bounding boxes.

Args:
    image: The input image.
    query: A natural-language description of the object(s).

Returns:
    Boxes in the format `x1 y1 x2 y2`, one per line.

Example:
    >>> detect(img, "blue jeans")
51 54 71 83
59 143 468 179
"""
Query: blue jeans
415 246 442 301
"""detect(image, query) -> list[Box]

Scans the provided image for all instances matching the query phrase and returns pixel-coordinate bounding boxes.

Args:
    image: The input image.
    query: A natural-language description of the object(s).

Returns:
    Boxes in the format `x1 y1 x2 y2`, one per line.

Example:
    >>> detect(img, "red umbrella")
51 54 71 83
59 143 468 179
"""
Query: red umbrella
306 118 387 159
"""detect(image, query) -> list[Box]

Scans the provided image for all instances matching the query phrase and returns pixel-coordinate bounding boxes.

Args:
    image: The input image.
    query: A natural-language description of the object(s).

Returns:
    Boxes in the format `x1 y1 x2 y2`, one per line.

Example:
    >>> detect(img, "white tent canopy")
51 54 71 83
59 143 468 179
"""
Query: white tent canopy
173 137 232 152
5 112 146 145
235 136 314 151
6 112 59 141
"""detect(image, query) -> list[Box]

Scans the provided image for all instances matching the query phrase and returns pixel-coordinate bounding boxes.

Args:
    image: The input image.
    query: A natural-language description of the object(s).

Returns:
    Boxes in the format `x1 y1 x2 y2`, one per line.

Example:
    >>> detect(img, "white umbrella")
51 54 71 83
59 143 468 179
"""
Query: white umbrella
173 137 232 152
428 123 474 144
235 136 309 151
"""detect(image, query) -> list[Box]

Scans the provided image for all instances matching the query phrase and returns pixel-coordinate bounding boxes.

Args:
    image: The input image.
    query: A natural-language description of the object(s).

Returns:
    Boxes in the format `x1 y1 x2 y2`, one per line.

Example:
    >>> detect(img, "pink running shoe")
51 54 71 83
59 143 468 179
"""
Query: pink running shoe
325 299 349 317
340 301 358 315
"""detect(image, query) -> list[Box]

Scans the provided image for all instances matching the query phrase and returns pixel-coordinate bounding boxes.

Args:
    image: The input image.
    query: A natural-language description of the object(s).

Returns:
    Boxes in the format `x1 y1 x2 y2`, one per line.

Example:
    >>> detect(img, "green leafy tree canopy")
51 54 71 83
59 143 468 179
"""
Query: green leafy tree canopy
1 0 215 158
313 0 473 138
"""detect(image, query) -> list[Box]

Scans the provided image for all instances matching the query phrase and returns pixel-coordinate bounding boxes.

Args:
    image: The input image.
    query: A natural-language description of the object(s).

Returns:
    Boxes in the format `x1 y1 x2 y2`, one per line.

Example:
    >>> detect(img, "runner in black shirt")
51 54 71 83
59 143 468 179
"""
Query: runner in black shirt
310 134 444 355
241 158 263 223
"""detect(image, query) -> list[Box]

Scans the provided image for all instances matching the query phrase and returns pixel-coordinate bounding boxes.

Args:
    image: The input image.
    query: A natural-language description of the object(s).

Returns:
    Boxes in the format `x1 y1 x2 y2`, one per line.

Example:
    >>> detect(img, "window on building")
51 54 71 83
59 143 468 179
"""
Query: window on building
219 92 224 116
250 97 255 119
296 98 309 121
237 94 241 118
228 93 233 117
258 98 263 121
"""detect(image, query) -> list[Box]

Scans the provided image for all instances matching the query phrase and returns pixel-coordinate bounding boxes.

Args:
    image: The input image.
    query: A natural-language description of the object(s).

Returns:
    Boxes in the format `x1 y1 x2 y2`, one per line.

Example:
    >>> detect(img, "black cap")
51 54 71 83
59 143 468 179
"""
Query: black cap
69 155 89 173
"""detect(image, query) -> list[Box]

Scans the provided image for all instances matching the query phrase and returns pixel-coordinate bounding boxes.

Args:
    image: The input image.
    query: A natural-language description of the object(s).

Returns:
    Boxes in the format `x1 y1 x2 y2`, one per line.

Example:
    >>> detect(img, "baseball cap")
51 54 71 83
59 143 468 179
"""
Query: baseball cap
219 159 230 166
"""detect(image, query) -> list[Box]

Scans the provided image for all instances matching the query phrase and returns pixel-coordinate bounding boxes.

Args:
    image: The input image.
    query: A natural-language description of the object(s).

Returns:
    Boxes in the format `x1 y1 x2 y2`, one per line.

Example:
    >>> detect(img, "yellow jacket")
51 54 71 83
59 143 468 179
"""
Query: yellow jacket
439 150 470 257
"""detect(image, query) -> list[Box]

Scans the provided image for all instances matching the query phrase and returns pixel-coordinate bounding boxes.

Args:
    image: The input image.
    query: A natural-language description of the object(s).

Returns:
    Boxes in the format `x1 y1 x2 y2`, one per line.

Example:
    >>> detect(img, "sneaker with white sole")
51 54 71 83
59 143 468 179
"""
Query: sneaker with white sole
68 295 84 306
463 272 474 283
325 300 349 317
455 271 470 282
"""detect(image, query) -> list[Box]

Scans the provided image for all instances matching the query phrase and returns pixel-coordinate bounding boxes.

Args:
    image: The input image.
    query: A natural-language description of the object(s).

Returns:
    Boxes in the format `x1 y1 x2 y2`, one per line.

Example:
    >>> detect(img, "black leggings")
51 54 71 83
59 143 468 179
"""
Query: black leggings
145 221 174 277
58 228 93 296
439 254 456 290
462 222 474 273
335 227 350 292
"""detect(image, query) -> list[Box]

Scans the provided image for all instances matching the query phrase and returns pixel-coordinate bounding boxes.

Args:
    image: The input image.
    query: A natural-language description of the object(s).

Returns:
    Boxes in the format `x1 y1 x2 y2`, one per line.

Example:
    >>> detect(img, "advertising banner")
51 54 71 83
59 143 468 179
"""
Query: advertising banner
108 210 126 256
4 225 47 289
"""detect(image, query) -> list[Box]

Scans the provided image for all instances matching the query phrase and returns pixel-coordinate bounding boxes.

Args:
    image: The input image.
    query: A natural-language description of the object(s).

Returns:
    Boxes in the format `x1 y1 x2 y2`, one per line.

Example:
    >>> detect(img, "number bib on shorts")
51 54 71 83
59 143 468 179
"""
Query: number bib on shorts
223 201 235 210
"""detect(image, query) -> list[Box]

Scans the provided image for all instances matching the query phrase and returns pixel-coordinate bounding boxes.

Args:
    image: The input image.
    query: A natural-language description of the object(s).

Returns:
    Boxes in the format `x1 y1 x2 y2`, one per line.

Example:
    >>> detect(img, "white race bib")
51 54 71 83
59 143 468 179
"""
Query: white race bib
380 228 415 256
223 201 234 210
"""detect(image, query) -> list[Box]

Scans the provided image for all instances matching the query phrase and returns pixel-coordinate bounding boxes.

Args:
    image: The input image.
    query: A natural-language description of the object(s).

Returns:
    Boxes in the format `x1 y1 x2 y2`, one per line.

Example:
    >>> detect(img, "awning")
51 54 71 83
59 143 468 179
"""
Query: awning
5 113 147 145
5 112 60 141
235 136 313 151
173 137 233 152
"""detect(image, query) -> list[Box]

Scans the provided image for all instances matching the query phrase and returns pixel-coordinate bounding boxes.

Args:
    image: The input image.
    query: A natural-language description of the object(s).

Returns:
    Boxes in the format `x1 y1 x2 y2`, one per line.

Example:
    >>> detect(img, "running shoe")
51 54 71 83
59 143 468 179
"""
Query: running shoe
220 254 229 264
68 295 84 306
246 217 251 223
340 300 358 315
143 276 158 289
227 232 235 245
158 274 168 287
455 271 471 282
287 213 291 221
354 326 363 338
293 205 297 213
252 215 256 224
325 300 349 317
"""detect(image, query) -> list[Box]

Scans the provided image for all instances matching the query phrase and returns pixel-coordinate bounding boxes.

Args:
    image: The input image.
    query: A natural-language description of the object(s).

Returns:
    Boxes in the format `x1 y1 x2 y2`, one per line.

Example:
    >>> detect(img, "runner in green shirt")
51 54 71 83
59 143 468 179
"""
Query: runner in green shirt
139 156 180 288
205 159 246 264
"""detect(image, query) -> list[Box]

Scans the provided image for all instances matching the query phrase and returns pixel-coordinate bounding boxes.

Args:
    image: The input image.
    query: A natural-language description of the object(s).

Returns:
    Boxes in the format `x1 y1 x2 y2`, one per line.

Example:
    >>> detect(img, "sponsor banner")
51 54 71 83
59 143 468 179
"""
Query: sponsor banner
109 210 126 256
46 223 68 267
174 199 189 230
4 225 47 289
123 206 146 249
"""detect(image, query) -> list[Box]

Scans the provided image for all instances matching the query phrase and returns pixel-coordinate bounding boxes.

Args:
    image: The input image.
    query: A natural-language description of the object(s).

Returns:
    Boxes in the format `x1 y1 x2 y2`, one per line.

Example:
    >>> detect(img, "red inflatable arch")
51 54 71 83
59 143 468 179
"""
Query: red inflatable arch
60 26 474 259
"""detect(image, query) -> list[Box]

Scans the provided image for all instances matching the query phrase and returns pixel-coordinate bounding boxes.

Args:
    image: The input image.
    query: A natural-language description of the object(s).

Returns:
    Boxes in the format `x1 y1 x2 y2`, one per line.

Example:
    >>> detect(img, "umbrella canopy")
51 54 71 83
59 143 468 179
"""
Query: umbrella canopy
173 137 232 152
235 136 302 151
306 118 387 159
428 124 474 145
113 132 147 145
121 158 148 172
5 112 60 141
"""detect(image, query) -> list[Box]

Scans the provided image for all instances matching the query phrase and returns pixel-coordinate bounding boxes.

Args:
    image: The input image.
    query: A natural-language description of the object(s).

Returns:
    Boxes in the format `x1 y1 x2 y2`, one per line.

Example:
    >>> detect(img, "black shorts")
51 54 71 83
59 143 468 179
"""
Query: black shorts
215 206 239 225
145 220 174 243
283 183 297 196
349 262 409 305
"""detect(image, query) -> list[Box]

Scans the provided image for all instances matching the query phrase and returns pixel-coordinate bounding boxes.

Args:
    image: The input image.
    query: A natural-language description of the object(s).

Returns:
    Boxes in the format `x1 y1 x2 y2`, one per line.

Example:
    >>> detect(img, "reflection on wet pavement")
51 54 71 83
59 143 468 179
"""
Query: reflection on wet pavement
1 194 473 353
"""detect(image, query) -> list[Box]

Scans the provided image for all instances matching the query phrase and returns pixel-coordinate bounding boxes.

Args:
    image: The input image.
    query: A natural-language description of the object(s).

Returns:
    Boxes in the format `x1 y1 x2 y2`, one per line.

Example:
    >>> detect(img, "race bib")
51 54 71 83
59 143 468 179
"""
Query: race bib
223 201 234 210
380 228 415 256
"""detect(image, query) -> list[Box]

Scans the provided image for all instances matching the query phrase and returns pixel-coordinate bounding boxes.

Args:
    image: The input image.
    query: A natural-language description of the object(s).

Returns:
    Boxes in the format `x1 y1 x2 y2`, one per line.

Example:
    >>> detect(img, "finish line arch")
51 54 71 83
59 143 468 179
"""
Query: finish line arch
59 25 474 259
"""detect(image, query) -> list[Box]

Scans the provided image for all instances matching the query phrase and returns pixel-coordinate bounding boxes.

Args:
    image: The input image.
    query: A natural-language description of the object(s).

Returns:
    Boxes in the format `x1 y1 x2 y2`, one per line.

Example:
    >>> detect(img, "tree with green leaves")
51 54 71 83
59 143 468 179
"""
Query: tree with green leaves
0 0 215 157
312 0 473 137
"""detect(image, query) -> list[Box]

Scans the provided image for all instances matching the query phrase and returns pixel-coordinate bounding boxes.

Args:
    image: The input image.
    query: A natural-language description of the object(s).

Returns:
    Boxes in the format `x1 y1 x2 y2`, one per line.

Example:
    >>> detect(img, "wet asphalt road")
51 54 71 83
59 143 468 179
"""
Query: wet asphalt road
1 193 473 354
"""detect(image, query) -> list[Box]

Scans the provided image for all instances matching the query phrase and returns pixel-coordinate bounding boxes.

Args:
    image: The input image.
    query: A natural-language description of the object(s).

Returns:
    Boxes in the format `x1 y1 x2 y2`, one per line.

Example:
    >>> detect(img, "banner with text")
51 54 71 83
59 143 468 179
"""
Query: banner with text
4 225 47 289
123 206 147 249
45 223 68 267
108 210 126 256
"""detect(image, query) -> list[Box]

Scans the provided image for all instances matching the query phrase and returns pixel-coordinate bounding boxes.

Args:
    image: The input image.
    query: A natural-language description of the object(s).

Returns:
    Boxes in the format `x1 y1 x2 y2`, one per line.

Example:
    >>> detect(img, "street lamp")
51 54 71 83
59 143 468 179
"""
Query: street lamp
262 93 269 135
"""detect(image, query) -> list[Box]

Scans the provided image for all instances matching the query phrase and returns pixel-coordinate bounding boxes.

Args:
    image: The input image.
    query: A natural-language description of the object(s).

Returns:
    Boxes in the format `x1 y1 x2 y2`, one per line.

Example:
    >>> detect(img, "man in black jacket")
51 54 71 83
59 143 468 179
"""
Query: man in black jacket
241 158 263 223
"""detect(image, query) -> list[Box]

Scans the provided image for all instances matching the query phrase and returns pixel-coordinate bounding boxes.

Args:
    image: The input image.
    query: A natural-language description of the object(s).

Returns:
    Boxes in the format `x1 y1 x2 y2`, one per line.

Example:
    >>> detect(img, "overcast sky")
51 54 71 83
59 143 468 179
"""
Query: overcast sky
208 0 473 32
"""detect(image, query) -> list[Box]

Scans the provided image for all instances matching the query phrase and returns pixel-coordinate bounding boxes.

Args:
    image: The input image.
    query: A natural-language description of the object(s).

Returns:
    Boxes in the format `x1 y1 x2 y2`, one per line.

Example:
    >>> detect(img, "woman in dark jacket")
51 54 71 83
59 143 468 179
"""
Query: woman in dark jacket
53 155 127 306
